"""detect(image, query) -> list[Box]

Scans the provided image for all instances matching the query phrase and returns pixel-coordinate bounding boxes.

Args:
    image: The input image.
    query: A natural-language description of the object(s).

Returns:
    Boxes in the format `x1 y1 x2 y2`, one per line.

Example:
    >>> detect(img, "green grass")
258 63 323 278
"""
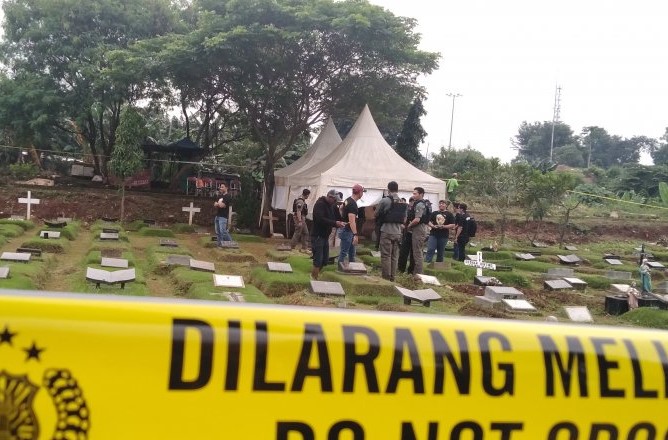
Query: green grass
250 266 310 297
0 224 26 238
19 238 67 253
138 228 175 238
620 308 668 329
171 223 197 234
84 251 136 266
0 219 34 230
233 234 265 243
187 283 271 303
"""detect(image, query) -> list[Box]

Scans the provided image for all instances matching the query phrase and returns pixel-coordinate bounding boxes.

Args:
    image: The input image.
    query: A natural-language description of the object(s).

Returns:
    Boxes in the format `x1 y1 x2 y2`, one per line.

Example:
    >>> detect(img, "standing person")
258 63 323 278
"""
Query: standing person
453 202 472 262
338 184 364 270
451 202 461 261
447 173 459 202
406 187 430 279
425 200 455 263
291 188 311 252
213 182 233 245
398 197 415 274
311 190 346 280
639 258 652 293
376 181 407 281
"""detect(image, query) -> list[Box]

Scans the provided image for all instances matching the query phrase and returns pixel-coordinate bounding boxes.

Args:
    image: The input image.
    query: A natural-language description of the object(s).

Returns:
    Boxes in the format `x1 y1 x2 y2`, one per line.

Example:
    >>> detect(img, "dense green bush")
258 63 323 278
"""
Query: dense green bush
9 163 39 180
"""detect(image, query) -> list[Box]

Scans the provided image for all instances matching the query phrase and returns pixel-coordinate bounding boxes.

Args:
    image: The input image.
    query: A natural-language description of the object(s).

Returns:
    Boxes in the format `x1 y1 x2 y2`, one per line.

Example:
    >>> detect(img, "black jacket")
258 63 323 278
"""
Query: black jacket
311 196 341 238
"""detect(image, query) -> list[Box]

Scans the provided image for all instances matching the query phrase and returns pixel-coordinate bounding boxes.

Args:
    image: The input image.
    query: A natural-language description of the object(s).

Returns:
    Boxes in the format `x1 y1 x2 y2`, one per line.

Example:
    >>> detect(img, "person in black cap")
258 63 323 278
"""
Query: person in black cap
311 189 346 279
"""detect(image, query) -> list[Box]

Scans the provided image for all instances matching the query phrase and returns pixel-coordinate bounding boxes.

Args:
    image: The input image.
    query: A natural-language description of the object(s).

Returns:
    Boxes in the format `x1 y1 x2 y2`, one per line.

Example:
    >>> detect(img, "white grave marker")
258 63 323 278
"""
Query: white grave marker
464 251 496 276
182 202 201 225
18 191 40 220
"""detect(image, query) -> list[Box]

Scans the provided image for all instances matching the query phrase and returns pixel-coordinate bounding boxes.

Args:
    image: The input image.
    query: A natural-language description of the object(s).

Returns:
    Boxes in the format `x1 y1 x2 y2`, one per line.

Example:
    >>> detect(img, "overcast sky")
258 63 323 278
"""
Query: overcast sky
369 0 668 163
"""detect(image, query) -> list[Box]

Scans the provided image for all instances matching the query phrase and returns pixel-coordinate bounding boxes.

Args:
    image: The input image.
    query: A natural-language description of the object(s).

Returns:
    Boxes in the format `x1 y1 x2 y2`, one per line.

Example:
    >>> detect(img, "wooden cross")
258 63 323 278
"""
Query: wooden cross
18 191 40 220
464 251 496 277
181 202 201 225
262 210 283 237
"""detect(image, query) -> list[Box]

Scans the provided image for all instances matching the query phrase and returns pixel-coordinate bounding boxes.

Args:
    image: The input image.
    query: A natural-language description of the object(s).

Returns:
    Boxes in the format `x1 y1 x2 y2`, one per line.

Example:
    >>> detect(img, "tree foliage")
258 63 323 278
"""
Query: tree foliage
512 121 576 163
395 98 427 166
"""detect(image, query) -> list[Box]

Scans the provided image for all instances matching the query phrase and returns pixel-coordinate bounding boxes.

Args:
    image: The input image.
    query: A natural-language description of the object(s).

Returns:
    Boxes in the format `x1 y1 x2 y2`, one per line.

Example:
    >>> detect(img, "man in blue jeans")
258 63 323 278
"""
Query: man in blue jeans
338 184 364 270
425 200 455 263
214 182 233 245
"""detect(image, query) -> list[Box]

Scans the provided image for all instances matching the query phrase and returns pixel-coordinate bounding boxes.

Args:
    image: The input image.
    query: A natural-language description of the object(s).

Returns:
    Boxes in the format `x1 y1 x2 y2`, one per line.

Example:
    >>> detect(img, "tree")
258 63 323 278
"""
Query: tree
512 121 576 163
109 107 147 222
157 0 438 216
581 126 656 168
522 171 580 240
430 147 490 179
1 0 179 175
651 128 668 165
395 98 427 166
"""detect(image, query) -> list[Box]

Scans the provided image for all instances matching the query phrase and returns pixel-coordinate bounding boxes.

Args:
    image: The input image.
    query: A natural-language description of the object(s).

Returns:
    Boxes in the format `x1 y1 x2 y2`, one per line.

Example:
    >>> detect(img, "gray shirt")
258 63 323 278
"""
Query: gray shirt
377 193 403 235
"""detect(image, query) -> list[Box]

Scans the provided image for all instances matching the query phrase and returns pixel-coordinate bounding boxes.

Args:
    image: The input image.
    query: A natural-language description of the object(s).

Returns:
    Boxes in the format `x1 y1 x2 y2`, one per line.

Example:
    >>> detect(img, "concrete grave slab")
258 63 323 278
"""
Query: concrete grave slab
57 217 72 223
143 219 156 226
467 254 480 261
532 241 548 248
165 255 191 266
474 295 501 308
609 284 631 294
310 280 345 296
484 286 524 301
565 306 594 322
101 216 119 222
0 267 9 279
395 286 441 307
502 299 537 312
101 257 129 268
276 243 292 251
428 261 449 270
100 232 119 241
339 262 368 274
558 254 581 265
16 248 42 257
267 262 293 273
603 253 621 260
219 241 240 249
547 267 575 278
40 231 61 239
86 267 136 288
0 252 31 263
190 259 215 272
100 249 123 258
604 258 623 265
544 279 572 291
605 295 629 315
563 277 588 290
44 220 67 228
213 274 245 288
160 239 178 247
515 253 536 261
415 274 441 286
646 261 665 269
474 276 502 286
370 251 381 258
564 245 578 251
102 227 120 233
606 270 632 280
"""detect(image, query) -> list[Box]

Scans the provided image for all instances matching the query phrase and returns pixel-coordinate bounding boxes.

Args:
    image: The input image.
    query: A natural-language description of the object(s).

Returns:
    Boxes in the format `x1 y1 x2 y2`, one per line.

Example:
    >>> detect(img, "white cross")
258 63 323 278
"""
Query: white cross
464 251 496 276
18 191 40 220
182 202 201 225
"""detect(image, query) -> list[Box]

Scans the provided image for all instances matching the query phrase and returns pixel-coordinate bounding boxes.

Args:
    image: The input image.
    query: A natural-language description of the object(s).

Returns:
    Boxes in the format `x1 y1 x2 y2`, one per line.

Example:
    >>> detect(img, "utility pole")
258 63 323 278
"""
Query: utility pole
549 85 562 162
446 93 462 149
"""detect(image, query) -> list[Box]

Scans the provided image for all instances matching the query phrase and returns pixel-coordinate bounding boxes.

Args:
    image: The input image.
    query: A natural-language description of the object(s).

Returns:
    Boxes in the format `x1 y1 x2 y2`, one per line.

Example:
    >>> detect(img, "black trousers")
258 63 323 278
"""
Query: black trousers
398 231 415 273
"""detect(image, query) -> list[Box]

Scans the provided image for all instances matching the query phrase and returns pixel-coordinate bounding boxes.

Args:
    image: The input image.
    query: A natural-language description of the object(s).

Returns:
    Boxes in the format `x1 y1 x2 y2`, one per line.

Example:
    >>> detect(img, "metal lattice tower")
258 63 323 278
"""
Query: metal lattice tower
549 85 562 162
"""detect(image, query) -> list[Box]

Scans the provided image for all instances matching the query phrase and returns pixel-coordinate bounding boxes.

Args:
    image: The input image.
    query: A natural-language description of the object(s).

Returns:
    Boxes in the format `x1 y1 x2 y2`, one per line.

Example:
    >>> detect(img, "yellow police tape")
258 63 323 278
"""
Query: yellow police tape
1 290 667 439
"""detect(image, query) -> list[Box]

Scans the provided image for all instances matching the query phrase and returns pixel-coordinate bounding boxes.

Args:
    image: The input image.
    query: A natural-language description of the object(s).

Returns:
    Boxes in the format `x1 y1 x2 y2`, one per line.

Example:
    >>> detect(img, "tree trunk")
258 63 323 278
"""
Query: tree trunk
28 143 42 169
169 163 195 191
120 186 126 223
260 156 276 236
559 209 572 246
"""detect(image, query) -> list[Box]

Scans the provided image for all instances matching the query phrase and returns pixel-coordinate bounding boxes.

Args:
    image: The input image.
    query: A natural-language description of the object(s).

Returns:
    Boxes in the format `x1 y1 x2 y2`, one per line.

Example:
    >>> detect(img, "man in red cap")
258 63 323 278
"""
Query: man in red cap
338 183 365 271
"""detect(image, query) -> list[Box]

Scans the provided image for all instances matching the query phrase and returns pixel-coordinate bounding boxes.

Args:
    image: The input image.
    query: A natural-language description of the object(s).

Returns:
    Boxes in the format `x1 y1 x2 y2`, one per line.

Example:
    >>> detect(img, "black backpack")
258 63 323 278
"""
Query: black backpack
465 215 477 237
415 200 432 224
377 197 407 224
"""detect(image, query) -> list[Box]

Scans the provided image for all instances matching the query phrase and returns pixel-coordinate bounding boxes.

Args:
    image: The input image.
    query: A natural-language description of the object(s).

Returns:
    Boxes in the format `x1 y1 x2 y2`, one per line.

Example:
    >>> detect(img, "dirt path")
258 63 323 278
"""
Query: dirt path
40 229 93 291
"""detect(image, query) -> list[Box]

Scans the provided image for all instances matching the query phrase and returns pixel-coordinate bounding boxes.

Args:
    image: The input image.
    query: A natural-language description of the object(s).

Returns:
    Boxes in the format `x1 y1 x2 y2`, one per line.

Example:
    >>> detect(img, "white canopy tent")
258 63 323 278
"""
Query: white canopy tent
271 105 446 215
272 117 342 209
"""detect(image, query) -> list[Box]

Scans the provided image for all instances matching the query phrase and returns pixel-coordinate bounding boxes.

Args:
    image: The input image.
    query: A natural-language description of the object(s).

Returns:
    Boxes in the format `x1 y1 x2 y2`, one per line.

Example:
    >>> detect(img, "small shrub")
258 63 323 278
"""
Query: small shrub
9 163 39 180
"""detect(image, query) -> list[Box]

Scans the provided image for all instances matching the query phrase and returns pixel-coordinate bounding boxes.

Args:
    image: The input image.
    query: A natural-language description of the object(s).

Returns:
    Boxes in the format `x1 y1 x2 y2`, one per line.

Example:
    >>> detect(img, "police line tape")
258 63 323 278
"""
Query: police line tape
1 289 667 439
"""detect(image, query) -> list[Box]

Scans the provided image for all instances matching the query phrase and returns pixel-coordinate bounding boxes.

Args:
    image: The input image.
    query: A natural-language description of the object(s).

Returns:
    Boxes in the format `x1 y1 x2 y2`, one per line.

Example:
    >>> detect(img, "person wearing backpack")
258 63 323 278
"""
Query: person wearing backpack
453 202 475 262
291 188 311 253
376 181 407 281
406 187 430 279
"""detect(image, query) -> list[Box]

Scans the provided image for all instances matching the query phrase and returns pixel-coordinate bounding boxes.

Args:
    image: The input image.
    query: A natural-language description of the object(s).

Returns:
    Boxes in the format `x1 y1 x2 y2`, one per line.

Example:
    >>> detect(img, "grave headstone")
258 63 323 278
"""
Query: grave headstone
101 216 119 222
44 220 67 228
515 253 536 261
263 210 284 238
609 284 631 294
532 241 548 248
310 280 345 296
219 241 240 249
276 243 292 251
606 270 632 281
564 306 593 323
0 267 9 279
100 232 120 241
159 239 178 247
16 248 42 257
484 286 524 301
395 286 441 307
474 275 502 286
339 262 368 274
563 277 588 290
604 258 623 266
18 191 40 220
267 262 293 273
466 254 480 261
85 267 136 289
605 295 629 315
190 259 216 272
143 219 156 226
57 217 72 223
546 267 575 278
40 231 61 239
165 255 192 266
464 251 496 277
0 252 31 263
102 227 120 233
558 254 581 265
213 274 245 288
415 274 441 286
544 279 572 291
603 253 621 260
181 202 201 225
100 248 123 258
502 299 537 312
101 257 129 268
646 261 665 269
563 245 578 251
370 251 381 258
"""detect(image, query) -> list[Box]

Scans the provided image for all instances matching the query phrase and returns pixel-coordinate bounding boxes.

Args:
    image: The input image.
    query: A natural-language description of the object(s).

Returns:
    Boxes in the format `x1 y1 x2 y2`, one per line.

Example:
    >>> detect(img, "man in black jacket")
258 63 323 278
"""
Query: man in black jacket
311 189 346 280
